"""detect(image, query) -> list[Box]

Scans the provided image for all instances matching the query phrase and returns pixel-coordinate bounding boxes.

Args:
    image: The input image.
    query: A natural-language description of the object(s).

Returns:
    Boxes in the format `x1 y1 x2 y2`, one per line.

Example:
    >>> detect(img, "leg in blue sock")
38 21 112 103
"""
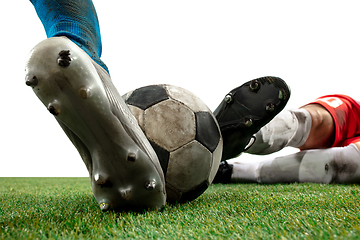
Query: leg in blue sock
30 0 109 73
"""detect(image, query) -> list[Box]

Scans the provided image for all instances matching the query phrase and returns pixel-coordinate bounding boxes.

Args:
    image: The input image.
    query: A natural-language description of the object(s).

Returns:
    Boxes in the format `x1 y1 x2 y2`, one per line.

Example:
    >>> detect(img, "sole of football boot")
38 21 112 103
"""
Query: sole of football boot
25 37 166 211
214 76 290 161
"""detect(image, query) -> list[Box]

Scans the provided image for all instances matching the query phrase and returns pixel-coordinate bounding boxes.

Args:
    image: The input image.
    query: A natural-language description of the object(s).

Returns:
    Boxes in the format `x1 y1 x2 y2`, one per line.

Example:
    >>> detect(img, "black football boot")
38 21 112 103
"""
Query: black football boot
212 161 234 184
214 76 290 161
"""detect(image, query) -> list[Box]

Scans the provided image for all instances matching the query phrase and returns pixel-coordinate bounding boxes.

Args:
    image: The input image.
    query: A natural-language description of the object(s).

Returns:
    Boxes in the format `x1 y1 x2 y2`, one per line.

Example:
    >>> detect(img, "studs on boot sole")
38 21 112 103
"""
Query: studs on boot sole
224 94 233 104
266 102 275 113
47 102 61 116
120 188 131 200
25 76 38 87
99 202 110 212
244 117 253 127
278 90 284 100
57 50 71 67
127 152 137 162
78 87 91 99
144 180 156 190
94 173 109 185
249 80 260 92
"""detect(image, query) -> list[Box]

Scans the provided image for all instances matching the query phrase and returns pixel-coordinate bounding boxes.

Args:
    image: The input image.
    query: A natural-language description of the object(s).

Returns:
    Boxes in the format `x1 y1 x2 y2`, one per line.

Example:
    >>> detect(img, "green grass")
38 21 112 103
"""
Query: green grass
1 178 360 239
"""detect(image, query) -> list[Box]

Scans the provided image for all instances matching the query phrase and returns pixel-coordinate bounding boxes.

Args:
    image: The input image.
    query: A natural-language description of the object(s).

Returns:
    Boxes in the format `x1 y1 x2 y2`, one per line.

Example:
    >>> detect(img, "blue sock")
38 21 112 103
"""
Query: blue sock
30 0 109 73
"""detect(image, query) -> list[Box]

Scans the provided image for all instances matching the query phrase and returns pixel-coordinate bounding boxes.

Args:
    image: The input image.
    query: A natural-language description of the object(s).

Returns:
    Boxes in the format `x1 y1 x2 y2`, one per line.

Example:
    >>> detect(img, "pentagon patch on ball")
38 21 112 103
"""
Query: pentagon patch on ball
123 84 223 203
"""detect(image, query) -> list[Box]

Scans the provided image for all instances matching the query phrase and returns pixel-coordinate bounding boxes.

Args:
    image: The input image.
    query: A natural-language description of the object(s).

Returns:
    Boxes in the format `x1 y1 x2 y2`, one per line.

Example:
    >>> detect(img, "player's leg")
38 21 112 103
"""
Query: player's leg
214 103 333 184
244 108 312 155
218 143 360 184
26 0 166 211
354 142 360 151
214 94 360 184
214 76 291 161
298 104 335 150
245 103 334 155
29 0 108 72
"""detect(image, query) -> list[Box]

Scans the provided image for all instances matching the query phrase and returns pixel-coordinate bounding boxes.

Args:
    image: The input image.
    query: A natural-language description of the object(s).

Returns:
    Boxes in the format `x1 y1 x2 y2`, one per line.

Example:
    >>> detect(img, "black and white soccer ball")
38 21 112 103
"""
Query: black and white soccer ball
123 84 223 203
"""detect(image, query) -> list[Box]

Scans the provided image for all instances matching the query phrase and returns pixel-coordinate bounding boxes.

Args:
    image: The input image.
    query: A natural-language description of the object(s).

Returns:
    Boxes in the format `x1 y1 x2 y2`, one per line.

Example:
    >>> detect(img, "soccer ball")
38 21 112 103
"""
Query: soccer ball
123 84 223 203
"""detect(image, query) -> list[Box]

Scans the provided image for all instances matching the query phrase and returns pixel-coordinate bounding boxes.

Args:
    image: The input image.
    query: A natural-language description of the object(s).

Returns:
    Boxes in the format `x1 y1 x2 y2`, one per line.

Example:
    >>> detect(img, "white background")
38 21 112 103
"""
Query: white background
1 1 360 177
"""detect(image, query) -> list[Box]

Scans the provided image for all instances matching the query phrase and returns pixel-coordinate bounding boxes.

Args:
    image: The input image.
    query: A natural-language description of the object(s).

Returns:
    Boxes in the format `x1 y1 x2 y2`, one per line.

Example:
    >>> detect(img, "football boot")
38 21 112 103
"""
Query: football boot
214 76 290 161
212 161 233 184
25 37 166 212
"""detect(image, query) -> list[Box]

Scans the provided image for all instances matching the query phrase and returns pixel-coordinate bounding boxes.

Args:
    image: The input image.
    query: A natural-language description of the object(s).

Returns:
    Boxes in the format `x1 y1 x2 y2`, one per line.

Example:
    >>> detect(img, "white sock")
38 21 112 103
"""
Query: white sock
228 159 261 183
246 109 312 155
257 144 360 184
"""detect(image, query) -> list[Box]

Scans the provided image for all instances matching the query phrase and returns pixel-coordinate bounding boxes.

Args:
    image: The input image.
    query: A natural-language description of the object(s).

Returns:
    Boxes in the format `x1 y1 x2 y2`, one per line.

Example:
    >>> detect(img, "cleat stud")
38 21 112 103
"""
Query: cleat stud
57 50 71 67
127 152 136 162
119 189 131 200
47 103 60 116
278 90 284 100
249 80 260 92
78 87 91 99
145 180 156 190
224 94 233 104
244 117 253 127
99 202 110 212
266 102 275 112
94 173 109 185
25 76 38 87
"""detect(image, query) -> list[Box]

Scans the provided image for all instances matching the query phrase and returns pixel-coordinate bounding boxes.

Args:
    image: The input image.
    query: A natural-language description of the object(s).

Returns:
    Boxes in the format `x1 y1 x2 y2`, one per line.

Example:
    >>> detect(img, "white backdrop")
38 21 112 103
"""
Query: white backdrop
1 1 359 176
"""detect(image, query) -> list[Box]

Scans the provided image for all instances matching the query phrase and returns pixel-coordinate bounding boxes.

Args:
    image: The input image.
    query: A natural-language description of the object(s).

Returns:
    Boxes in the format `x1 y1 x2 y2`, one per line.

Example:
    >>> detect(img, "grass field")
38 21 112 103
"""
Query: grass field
1 178 360 239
